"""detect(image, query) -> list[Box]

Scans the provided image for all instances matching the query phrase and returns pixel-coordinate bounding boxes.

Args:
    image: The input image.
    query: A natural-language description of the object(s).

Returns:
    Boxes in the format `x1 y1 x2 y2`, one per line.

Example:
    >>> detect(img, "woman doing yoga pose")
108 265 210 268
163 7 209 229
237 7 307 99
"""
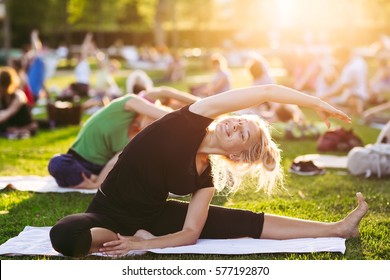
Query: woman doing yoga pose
50 84 368 257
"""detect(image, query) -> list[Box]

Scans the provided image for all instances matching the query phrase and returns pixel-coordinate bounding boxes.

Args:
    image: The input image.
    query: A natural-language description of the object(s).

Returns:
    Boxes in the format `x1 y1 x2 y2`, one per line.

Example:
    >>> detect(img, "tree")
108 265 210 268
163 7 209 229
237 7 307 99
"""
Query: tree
8 0 51 47
6 0 390 49
154 0 169 47
0 0 10 52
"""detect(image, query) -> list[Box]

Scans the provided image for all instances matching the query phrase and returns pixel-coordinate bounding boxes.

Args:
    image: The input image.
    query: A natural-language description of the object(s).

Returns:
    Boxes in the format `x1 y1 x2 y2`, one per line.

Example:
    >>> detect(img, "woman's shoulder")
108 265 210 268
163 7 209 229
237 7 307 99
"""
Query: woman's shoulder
14 89 28 104
185 104 215 123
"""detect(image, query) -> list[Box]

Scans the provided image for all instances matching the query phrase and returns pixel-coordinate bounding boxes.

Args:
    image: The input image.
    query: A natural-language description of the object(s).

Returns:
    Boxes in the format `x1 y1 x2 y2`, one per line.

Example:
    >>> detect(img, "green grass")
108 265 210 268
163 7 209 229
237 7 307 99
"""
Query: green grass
0 62 389 260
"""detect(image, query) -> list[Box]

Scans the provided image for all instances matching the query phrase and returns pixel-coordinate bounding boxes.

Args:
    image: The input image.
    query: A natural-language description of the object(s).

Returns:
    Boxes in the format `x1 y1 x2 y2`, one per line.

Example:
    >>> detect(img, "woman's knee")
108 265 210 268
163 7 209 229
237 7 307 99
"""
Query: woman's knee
50 216 92 257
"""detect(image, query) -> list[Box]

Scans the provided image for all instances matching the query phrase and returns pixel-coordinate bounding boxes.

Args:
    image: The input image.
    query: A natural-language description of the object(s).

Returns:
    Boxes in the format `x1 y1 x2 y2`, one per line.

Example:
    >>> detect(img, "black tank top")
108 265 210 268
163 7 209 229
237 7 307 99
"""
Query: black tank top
97 105 214 219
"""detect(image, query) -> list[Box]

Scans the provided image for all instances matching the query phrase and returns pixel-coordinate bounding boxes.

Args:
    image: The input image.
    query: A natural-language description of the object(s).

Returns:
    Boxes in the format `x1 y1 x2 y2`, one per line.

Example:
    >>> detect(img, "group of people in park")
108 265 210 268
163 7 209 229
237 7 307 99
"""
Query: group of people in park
4 31 390 258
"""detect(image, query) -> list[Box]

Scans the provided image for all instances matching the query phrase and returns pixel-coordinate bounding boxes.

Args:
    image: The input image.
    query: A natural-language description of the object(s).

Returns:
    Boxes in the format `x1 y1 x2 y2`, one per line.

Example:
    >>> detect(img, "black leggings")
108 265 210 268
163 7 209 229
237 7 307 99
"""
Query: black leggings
50 200 264 257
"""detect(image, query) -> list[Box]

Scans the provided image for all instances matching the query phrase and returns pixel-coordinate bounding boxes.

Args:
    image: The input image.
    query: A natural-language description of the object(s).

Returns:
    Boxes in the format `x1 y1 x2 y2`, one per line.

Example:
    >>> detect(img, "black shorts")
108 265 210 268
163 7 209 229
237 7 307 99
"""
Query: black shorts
151 200 264 239
50 196 264 257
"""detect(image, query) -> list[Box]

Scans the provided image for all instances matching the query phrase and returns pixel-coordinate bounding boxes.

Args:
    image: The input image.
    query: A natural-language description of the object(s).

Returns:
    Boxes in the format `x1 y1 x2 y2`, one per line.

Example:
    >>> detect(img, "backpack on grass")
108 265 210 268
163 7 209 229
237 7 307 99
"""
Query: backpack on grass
347 143 390 178
317 127 363 152
47 101 82 127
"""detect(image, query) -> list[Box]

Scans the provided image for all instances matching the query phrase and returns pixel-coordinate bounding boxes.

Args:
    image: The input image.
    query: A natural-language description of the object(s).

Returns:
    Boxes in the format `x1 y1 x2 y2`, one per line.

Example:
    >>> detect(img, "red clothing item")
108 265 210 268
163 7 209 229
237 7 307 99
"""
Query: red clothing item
23 85 35 106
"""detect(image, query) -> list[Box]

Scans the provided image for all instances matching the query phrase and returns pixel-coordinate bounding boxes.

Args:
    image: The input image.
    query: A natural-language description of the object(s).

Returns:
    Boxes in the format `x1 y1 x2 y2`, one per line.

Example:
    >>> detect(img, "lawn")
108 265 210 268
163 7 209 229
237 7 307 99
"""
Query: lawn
0 58 389 260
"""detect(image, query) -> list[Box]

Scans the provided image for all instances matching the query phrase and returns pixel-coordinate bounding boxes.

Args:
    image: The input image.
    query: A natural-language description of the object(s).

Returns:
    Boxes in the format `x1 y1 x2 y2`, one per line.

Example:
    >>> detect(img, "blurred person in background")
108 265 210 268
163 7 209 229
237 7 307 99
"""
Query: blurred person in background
0 67 37 139
321 46 369 115
190 53 232 97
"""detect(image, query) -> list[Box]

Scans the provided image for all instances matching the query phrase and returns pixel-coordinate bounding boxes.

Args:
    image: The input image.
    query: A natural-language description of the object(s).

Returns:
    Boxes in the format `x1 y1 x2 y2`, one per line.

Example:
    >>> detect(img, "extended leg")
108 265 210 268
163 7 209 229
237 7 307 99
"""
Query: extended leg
260 192 368 239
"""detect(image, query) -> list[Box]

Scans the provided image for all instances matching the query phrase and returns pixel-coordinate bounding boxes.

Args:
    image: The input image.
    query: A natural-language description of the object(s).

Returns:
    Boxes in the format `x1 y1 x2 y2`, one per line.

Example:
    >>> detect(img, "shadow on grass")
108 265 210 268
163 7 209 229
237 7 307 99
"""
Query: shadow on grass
345 238 365 259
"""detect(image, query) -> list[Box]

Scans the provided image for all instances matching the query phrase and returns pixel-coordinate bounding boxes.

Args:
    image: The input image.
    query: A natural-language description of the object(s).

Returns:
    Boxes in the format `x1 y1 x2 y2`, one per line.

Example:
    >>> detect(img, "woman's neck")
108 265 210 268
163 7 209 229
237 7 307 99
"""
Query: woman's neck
197 130 226 157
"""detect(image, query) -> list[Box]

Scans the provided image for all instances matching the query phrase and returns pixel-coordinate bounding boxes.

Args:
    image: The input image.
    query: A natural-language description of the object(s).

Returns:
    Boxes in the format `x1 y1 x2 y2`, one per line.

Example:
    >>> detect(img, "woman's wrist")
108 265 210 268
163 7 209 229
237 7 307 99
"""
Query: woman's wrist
136 239 150 251
310 95 321 108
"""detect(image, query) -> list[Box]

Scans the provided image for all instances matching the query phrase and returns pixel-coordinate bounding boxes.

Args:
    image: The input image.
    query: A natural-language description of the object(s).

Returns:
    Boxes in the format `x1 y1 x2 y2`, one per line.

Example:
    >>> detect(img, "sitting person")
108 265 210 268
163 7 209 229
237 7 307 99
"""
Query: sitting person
161 51 185 82
125 70 154 97
322 46 369 115
48 82 199 190
59 33 94 101
10 58 35 108
238 55 306 124
49 84 368 258
369 57 390 104
82 52 123 113
0 67 38 139
292 51 321 93
94 57 122 100
362 101 390 125
48 93 172 190
126 69 199 109
190 53 232 97
315 54 339 99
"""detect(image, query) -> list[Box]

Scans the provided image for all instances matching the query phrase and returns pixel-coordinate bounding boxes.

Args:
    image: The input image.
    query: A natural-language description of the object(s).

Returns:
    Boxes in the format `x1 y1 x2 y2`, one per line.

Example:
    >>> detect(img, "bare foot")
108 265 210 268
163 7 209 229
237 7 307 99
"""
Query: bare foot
134 229 156 240
338 192 369 238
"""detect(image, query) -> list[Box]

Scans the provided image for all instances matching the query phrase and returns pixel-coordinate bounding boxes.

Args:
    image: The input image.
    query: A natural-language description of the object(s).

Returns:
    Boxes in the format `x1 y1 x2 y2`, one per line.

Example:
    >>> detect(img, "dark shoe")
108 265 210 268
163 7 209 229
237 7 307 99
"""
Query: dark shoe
289 160 325 176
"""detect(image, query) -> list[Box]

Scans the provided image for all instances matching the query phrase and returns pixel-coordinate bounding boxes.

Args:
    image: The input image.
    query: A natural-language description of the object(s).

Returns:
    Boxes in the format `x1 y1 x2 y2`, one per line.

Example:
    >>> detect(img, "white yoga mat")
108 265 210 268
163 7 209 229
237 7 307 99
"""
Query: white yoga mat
0 176 97 194
293 154 348 169
0 226 346 257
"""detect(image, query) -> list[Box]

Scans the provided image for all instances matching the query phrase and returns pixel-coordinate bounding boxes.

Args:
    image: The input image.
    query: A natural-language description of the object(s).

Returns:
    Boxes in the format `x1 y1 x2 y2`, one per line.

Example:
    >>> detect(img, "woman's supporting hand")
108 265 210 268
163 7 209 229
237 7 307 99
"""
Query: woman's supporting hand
99 233 144 257
99 229 156 257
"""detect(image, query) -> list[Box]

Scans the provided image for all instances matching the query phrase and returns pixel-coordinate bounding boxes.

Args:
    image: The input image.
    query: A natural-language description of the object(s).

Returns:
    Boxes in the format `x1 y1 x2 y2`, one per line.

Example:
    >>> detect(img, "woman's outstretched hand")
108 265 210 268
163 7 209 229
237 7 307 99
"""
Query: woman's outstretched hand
314 99 351 128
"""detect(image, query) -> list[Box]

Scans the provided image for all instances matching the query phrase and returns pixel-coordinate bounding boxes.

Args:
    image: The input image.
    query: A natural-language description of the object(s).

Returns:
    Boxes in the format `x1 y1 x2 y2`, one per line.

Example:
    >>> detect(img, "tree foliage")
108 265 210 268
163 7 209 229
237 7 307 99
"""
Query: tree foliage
5 0 390 48
8 0 51 46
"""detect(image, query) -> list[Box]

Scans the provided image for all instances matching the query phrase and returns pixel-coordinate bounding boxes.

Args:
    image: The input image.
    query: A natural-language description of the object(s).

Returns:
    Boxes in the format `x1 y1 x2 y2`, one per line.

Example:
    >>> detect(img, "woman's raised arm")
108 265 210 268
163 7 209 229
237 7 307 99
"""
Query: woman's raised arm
144 86 201 105
190 84 350 127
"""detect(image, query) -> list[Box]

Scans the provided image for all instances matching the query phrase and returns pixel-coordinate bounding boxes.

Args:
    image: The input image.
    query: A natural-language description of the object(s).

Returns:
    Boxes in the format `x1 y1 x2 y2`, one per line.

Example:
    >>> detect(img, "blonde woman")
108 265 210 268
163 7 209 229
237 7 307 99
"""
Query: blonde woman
50 84 368 257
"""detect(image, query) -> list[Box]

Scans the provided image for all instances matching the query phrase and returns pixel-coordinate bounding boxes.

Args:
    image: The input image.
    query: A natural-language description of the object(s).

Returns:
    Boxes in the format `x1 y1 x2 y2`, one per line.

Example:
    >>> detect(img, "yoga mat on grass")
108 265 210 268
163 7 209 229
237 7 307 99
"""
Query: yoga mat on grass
0 176 187 197
293 154 348 169
0 226 346 257
0 176 97 194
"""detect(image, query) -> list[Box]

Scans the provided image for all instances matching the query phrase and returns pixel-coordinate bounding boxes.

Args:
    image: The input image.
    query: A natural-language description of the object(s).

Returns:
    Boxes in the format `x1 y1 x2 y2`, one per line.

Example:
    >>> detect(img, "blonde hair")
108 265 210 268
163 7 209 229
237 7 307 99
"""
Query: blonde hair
0 67 20 95
209 114 283 195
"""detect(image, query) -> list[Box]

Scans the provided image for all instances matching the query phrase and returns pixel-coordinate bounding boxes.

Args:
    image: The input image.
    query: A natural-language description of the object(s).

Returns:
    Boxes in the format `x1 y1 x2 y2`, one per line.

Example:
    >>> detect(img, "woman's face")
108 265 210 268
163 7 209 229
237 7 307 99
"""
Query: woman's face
214 116 261 156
